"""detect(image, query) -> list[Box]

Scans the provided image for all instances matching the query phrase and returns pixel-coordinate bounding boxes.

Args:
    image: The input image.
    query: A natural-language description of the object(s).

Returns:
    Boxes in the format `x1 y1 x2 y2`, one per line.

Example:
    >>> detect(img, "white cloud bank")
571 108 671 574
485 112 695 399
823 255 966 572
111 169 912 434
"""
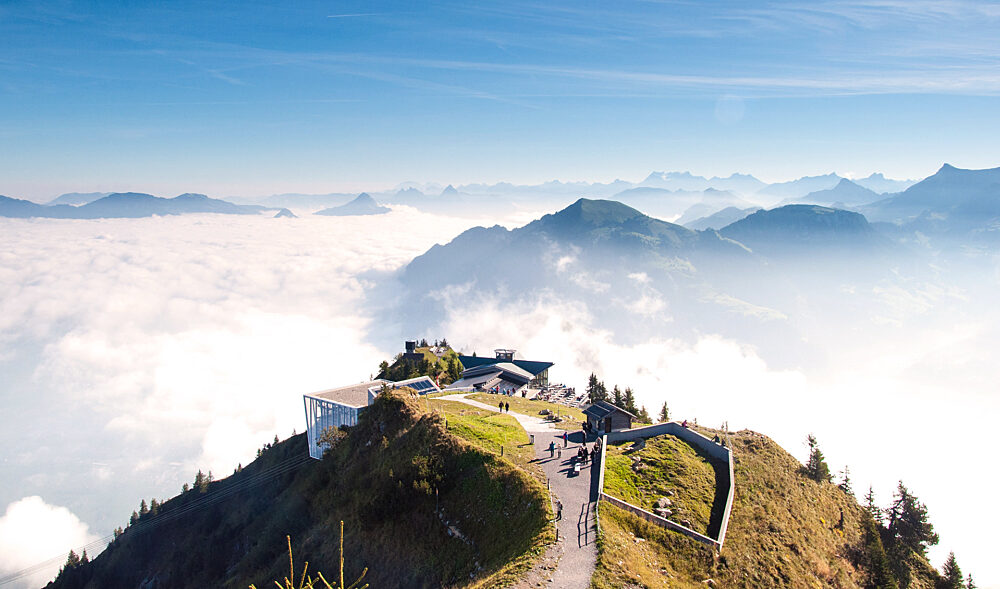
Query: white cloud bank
0 496 98 588
0 210 997 586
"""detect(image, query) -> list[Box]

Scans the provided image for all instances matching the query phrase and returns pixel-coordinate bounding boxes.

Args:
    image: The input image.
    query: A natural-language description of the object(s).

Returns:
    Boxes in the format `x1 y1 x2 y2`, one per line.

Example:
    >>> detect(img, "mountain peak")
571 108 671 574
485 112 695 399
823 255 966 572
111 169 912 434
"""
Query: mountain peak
441 184 459 195
550 198 645 227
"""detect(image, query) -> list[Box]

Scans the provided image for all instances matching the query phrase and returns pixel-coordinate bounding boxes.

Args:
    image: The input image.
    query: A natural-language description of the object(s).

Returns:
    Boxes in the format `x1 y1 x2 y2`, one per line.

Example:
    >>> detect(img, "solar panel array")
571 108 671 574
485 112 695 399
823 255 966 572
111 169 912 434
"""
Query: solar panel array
393 376 439 394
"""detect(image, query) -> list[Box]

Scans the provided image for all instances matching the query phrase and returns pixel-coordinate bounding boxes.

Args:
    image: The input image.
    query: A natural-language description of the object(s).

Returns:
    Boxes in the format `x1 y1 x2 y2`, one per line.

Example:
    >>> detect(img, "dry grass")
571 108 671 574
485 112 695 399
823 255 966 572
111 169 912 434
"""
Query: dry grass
594 428 873 588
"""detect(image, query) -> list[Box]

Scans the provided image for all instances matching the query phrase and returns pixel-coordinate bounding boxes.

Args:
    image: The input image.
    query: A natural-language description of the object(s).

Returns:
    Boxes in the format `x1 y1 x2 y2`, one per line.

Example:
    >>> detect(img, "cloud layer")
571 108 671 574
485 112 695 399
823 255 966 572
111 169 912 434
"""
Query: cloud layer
1 211 997 586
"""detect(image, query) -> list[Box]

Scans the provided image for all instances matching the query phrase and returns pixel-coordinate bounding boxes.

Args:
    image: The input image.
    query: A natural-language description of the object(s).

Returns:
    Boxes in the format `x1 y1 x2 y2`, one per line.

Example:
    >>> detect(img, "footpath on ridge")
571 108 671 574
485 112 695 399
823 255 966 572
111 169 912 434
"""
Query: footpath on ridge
440 394 599 589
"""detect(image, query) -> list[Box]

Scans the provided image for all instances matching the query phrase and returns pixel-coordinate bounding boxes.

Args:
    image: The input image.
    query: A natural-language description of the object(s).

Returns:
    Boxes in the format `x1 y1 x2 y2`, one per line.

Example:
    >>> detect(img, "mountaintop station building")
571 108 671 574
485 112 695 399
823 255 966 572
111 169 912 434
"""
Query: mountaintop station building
303 375 439 459
457 349 553 388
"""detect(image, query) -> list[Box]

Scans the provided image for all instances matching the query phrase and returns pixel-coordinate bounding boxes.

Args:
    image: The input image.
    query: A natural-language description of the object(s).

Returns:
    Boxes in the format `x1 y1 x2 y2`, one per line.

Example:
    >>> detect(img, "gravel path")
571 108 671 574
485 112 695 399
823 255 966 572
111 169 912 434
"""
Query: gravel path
440 394 599 589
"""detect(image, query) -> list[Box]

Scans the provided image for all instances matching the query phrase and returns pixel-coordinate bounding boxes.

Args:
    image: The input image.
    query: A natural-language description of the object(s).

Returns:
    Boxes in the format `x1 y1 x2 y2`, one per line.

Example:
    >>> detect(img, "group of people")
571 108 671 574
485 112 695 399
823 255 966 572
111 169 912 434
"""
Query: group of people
498 400 510 413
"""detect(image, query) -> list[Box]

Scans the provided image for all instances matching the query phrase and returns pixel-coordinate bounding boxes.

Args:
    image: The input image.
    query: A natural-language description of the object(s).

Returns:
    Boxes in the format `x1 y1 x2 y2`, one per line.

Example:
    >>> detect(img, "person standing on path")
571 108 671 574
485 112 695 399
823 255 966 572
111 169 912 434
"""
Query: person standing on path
504 401 510 413
548 440 556 458
562 431 568 447
499 400 504 413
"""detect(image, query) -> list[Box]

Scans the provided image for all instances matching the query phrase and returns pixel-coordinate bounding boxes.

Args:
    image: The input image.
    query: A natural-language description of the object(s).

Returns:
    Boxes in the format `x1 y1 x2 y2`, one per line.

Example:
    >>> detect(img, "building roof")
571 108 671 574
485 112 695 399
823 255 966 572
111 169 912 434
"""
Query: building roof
582 400 637 420
461 362 533 381
458 355 553 377
451 362 534 389
308 380 387 408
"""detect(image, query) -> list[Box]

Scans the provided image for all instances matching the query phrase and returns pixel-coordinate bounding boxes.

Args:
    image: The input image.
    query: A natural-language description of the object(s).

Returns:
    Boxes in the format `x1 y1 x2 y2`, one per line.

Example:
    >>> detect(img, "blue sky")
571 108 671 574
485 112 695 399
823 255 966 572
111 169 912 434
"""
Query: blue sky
3 0 1000 200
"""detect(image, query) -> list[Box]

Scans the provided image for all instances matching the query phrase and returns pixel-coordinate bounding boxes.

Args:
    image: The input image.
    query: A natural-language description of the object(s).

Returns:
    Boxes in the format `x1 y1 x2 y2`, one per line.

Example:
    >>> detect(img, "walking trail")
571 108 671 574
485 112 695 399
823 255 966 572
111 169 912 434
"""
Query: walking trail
439 394 600 589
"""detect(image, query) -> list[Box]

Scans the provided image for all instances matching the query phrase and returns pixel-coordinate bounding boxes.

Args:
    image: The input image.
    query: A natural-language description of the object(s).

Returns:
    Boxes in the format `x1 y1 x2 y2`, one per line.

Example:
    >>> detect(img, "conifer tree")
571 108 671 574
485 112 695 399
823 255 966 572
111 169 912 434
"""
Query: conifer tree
839 465 854 496
612 385 623 408
139 499 148 516
941 552 963 589
865 486 884 526
150 498 159 516
887 481 938 556
624 387 638 414
966 573 976 589
182 482 190 493
129 510 138 526
805 434 832 482
80 549 88 564
860 515 897 589
64 550 80 569
658 401 669 422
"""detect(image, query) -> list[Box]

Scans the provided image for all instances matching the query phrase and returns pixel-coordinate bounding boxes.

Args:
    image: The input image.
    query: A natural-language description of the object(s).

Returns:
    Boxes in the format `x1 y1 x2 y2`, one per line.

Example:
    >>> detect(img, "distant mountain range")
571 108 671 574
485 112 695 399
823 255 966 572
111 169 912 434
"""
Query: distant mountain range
314 193 390 216
781 179 881 208
863 163 1000 223
684 206 762 230
0 192 269 219
46 192 111 206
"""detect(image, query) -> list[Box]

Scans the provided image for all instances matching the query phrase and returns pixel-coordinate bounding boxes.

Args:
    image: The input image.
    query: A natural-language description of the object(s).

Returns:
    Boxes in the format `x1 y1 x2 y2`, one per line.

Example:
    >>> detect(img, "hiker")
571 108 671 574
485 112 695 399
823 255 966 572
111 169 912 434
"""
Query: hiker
505 401 510 413
548 441 555 457
562 431 568 447
499 401 504 412
583 446 590 463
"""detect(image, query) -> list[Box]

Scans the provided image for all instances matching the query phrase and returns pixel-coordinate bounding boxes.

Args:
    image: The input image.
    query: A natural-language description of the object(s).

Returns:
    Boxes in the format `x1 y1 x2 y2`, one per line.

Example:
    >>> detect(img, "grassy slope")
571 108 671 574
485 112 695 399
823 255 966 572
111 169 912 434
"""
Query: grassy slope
429 398 544 482
593 429 942 589
467 393 586 431
603 435 719 534
47 391 550 589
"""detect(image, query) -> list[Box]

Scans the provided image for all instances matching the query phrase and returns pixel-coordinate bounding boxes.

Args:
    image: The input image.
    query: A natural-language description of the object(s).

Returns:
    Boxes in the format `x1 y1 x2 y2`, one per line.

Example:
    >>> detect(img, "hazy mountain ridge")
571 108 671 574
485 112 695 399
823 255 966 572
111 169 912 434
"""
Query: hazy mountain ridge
314 193 390 216
861 165 1000 243
0 192 268 219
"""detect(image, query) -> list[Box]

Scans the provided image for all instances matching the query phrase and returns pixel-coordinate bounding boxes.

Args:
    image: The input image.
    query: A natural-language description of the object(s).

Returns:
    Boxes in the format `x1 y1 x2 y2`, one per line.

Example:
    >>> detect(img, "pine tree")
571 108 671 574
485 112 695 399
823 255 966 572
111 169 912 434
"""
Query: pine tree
805 434 832 483
139 499 148 516
860 515 898 589
182 482 189 493
658 401 669 422
611 385 623 408
64 550 81 569
865 486 884 526
838 465 854 496
195 469 209 493
377 360 389 378
887 481 938 556
129 510 138 526
623 387 638 414
587 373 608 403
150 498 159 516
966 573 976 589
80 549 88 564
637 405 651 423
941 552 963 589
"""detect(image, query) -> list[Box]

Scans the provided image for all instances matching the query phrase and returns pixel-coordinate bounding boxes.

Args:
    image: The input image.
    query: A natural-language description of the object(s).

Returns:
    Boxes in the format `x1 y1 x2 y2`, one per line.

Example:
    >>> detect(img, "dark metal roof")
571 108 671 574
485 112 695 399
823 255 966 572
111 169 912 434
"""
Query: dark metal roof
458 355 553 377
582 400 637 420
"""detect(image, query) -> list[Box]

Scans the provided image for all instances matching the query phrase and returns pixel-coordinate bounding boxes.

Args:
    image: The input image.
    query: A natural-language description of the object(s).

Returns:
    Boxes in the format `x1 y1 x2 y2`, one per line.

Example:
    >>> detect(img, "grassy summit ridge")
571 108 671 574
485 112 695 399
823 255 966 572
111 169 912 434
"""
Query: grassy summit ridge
594 428 942 589
46 390 550 589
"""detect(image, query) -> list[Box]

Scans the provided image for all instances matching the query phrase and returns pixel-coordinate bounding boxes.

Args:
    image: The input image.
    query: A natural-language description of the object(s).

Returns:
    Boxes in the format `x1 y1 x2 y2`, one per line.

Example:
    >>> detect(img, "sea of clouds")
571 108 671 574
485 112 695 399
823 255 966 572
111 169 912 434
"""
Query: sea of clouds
0 209 997 587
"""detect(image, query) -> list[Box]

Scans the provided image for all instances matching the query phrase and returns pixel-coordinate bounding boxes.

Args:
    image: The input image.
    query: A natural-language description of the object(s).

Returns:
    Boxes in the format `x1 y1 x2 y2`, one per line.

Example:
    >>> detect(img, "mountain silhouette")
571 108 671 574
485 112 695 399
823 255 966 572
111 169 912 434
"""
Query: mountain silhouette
0 192 265 218
314 193 390 216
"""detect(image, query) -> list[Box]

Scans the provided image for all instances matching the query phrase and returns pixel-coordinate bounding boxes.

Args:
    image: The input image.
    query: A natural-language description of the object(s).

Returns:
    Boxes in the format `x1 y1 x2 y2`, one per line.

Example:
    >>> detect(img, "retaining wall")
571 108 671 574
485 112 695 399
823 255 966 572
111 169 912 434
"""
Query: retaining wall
599 493 720 548
598 421 736 548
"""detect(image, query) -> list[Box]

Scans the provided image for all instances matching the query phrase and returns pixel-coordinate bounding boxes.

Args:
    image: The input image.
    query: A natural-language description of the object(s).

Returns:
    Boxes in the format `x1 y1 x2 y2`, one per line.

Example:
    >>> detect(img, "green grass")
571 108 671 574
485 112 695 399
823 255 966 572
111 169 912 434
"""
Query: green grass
428 398 543 481
467 393 586 430
603 435 719 535
593 428 906 589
